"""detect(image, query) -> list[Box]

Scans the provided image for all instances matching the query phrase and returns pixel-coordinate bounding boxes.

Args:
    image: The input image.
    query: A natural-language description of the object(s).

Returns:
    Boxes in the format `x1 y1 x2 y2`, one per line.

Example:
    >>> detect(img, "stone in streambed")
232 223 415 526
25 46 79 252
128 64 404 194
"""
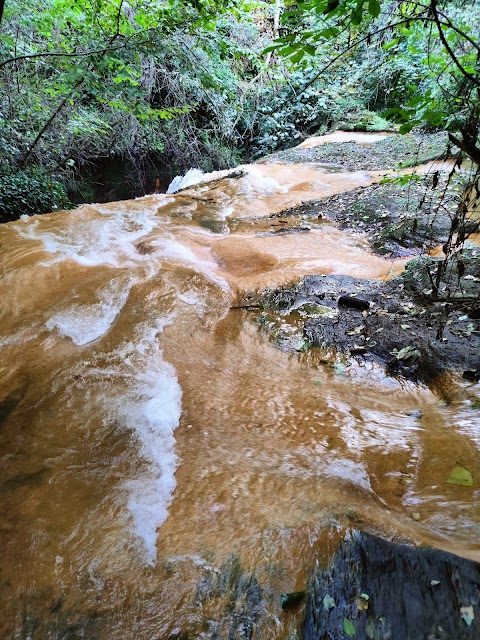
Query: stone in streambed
281 591 305 610
303 530 480 640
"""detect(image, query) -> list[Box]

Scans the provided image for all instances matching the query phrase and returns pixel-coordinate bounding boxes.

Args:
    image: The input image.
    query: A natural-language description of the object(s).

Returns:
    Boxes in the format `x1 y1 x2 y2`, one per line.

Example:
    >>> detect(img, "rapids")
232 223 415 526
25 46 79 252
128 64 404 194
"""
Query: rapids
0 133 479 638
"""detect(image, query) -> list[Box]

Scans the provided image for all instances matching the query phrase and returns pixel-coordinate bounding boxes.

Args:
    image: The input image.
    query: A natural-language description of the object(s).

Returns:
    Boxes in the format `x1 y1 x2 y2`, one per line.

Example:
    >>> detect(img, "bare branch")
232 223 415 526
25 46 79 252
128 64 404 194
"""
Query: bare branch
0 29 155 71
430 0 480 87
449 133 480 165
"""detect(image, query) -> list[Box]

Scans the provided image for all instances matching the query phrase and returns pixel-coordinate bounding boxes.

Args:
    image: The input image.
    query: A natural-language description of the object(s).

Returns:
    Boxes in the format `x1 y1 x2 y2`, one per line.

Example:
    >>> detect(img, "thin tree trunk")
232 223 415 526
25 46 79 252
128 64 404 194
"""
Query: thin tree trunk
265 0 282 67
21 21 124 166
21 78 84 166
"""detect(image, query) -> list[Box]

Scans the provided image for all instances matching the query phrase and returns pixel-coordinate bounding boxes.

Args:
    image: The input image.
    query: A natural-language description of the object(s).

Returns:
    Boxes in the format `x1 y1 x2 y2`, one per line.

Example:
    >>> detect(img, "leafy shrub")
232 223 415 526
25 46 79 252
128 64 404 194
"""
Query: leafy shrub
0 171 72 223
335 109 395 132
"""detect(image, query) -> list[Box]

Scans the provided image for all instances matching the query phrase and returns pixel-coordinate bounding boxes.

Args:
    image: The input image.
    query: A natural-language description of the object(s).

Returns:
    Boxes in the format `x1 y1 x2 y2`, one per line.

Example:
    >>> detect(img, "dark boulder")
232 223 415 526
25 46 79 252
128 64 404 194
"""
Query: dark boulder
304 530 480 640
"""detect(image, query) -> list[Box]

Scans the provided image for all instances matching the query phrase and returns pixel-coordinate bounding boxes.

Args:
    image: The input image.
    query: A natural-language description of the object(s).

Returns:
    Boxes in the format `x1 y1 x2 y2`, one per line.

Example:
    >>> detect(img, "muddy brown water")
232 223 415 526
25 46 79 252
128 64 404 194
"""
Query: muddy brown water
1 135 479 638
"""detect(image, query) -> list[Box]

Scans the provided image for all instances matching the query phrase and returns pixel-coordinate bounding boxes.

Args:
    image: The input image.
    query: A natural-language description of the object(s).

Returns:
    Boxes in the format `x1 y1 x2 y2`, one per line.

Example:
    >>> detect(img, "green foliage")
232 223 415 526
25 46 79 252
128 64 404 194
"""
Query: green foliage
267 1 480 141
0 171 71 222
0 0 268 195
335 109 393 132
1 0 479 217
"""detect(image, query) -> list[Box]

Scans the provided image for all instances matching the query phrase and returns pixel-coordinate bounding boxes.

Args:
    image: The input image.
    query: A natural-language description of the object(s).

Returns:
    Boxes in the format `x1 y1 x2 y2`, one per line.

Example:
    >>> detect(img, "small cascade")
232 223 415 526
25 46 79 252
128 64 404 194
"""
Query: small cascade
166 167 205 193
0 133 478 638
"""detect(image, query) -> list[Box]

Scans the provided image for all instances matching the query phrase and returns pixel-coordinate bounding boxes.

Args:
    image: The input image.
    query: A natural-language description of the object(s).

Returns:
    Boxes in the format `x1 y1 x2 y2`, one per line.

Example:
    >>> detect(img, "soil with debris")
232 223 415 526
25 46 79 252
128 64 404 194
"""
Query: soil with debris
273 178 462 258
252 264 480 384
260 132 448 171
246 131 480 384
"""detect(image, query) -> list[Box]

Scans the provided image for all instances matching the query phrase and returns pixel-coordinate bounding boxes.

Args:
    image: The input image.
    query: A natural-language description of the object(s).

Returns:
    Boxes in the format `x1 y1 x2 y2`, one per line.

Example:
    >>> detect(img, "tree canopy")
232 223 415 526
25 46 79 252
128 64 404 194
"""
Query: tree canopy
0 0 479 216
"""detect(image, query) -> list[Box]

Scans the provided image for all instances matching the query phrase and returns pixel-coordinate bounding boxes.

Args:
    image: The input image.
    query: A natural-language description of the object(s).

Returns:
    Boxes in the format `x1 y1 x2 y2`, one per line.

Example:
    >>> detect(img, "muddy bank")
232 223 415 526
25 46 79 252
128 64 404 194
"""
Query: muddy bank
251 130 479 384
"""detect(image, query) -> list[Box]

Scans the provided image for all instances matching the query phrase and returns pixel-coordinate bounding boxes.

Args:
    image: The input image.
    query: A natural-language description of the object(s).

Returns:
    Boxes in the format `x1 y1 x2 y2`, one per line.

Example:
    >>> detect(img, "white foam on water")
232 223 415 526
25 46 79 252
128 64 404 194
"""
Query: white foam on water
175 290 207 317
151 236 207 264
150 235 230 291
166 168 205 194
243 166 286 195
46 278 134 345
100 318 182 565
217 205 234 220
15 205 161 268
0 325 37 351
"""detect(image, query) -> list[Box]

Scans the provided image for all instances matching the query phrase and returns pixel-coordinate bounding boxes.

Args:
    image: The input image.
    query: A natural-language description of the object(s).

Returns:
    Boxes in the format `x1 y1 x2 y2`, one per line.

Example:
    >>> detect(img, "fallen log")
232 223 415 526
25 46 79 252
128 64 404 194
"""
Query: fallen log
338 295 370 311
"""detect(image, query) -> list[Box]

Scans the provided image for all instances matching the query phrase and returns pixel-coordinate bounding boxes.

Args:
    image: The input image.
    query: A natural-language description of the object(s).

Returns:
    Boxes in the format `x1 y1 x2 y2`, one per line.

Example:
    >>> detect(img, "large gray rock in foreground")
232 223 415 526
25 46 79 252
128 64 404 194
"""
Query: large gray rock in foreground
304 530 480 640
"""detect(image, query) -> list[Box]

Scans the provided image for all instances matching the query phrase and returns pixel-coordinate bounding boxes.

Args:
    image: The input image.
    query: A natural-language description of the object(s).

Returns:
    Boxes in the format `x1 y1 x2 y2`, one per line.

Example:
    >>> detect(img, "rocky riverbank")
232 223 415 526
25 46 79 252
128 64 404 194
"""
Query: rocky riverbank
248 132 480 385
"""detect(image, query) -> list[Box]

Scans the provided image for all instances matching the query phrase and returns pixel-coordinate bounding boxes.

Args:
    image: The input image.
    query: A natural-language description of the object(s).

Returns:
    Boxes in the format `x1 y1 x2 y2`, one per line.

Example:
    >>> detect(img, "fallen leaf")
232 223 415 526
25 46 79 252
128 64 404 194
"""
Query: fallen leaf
346 325 365 336
331 362 346 375
356 595 369 610
400 324 410 330
431 580 440 587
447 465 474 487
343 618 356 636
313 380 323 387
390 345 420 361
460 605 474 626
323 594 335 611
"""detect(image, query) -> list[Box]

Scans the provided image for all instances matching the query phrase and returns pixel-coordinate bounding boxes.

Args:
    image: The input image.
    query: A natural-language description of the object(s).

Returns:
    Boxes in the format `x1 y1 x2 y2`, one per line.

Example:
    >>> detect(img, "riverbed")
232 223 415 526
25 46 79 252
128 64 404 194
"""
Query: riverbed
0 132 478 638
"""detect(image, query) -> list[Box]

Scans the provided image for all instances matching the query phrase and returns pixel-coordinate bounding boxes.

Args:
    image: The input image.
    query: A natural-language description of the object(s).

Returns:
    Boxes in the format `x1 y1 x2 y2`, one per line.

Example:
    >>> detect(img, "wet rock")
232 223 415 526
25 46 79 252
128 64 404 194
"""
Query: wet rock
194 556 267 640
0 398 19 427
257 272 480 384
1 468 46 494
281 591 305 609
304 530 480 640
338 295 370 311
261 226 311 236
199 217 229 234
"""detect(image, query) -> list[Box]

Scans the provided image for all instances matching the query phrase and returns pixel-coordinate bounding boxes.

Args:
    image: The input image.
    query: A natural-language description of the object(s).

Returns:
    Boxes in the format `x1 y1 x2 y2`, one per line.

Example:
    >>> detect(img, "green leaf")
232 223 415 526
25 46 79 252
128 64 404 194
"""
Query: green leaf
262 44 282 54
382 37 400 50
390 345 420 361
399 122 417 134
343 618 356 636
351 8 363 25
298 340 313 352
290 50 305 64
331 362 346 375
316 27 340 40
368 0 381 18
323 594 336 610
447 465 474 487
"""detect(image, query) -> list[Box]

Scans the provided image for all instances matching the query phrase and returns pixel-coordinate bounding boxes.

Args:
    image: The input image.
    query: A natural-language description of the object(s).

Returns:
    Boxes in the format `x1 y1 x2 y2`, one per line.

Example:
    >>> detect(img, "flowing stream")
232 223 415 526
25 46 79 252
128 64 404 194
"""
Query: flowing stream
1 133 479 638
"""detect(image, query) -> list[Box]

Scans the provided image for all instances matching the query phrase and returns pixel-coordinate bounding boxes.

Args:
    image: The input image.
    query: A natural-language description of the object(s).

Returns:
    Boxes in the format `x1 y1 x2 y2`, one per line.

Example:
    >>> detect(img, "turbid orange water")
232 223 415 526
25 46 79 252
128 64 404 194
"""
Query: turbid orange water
1 135 479 638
